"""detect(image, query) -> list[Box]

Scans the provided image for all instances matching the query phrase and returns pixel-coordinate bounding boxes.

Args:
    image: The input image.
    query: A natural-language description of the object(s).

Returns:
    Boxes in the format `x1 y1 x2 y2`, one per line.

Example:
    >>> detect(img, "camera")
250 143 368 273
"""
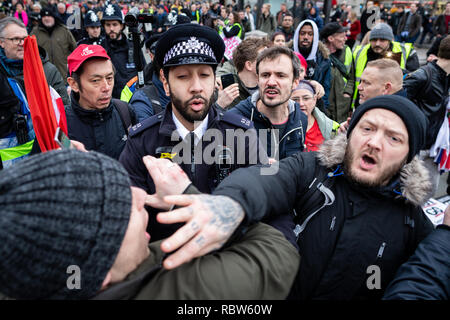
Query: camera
124 8 154 27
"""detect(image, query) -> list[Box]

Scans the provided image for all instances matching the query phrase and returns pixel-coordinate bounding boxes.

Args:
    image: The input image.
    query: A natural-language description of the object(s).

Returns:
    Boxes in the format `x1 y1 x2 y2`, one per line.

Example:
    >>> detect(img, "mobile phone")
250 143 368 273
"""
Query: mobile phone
221 73 235 89
54 127 72 149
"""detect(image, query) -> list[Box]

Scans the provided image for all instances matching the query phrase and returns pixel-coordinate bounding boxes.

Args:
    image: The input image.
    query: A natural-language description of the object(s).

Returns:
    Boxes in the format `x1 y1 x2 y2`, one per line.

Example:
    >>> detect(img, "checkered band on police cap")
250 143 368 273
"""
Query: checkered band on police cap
163 37 216 65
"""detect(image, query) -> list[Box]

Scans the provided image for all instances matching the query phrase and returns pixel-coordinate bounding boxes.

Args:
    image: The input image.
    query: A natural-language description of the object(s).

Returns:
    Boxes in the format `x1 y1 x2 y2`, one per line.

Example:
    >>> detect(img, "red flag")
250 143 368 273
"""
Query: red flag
23 35 65 151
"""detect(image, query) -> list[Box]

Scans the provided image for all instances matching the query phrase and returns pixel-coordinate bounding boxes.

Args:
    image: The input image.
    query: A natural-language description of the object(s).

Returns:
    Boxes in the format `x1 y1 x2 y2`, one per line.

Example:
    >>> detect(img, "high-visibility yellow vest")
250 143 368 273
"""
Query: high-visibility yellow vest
351 41 413 108
0 140 34 167
219 22 242 39
343 45 353 84
120 76 138 103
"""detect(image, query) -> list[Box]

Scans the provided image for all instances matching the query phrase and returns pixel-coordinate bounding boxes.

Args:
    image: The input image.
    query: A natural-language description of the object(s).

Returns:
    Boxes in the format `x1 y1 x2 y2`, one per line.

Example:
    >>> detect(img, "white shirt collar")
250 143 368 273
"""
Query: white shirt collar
172 111 209 145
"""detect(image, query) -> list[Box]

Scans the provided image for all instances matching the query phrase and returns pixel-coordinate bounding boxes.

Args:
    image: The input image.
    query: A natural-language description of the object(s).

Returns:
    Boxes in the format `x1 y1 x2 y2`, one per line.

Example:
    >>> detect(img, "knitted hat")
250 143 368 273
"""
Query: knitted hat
0 149 132 299
347 95 428 163
369 23 394 41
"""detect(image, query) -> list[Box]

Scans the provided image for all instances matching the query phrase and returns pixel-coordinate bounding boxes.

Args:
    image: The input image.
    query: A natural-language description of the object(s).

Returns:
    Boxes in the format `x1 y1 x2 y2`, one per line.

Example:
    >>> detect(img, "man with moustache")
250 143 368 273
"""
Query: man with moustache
161 95 435 299
102 3 142 99
229 45 308 160
119 24 264 243
65 44 137 160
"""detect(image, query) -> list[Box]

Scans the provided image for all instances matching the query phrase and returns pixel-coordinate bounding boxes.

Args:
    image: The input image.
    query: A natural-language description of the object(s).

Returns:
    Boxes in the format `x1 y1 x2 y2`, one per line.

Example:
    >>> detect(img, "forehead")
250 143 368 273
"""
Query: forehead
361 66 380 79
300 25 313 32
169 63 214 74
292 88 314 97
3 24 27 36
260 54 292 70
81 58 113 76
359 108 408 136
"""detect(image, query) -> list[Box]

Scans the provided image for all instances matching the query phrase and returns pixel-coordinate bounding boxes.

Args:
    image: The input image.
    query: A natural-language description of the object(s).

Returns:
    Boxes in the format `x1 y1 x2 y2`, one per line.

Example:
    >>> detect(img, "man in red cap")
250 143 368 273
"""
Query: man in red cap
65 44 137 159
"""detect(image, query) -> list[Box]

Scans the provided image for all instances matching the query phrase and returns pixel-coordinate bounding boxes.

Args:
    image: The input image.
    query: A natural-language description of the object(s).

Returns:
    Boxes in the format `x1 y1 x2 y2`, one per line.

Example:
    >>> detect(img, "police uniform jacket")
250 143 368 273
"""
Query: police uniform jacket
77 36 106 48
119 102 265 241
104 33 142 99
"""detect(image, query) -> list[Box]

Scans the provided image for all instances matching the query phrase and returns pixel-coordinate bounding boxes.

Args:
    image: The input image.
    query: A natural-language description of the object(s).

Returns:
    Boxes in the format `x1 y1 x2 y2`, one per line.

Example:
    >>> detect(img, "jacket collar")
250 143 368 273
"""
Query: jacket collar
317 133 433 206
70 92 114 121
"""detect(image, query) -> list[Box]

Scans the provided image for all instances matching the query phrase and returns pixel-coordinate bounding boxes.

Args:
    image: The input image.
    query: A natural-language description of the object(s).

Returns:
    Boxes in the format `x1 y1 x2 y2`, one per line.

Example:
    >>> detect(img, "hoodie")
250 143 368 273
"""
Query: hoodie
293 19 332 108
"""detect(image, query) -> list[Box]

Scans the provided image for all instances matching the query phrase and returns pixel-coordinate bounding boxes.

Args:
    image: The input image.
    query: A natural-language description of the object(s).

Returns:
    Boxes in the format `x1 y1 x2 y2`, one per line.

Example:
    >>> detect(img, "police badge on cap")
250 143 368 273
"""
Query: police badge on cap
85 10 101 27
155 24 225 68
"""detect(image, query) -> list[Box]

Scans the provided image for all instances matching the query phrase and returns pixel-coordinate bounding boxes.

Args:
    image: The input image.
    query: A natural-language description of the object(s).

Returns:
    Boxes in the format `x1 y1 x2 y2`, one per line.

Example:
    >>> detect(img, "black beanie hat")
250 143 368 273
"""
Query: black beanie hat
347 95 428 163
0 149 132 299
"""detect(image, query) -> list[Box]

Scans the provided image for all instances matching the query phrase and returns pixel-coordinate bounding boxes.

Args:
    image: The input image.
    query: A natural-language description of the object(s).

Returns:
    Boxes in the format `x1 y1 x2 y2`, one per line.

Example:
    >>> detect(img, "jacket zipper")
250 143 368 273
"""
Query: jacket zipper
329 216 336 231
377 242 386 259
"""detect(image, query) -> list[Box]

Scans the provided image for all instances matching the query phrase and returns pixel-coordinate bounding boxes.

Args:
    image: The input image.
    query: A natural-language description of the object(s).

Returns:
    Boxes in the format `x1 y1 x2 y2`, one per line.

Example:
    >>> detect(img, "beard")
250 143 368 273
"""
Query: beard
343 141 407 188
169 87 214 122
260 86 291 108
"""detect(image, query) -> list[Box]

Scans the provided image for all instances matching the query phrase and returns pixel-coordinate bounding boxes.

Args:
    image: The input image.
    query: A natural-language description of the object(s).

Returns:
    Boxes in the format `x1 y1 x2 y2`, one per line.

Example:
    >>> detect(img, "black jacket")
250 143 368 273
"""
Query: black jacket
383 224 450 300
404 60 450 149
66 95 136 159
104 34 143 99
213 134 434 300
119 103 266 241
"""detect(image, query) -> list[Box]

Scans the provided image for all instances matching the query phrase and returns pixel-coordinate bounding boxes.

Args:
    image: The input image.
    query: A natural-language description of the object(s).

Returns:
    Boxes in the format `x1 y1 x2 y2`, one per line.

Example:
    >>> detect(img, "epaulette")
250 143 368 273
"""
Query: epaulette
219 111 253 129
129 113 163 137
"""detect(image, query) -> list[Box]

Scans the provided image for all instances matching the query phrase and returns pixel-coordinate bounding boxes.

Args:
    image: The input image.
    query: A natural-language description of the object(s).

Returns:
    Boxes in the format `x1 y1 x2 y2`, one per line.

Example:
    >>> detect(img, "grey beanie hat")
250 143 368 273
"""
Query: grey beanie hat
0 149 132 299
369 23 394 41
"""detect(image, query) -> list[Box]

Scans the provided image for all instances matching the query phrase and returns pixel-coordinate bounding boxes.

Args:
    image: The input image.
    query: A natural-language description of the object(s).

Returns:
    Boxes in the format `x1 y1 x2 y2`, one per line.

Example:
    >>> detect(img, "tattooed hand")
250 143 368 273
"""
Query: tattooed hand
156 194 245 269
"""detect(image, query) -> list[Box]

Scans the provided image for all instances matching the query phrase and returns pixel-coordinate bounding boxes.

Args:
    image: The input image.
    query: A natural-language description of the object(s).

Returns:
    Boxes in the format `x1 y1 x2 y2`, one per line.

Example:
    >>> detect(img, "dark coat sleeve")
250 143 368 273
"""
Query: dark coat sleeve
222 25 241 38
213 151 315 227
383 225 450 300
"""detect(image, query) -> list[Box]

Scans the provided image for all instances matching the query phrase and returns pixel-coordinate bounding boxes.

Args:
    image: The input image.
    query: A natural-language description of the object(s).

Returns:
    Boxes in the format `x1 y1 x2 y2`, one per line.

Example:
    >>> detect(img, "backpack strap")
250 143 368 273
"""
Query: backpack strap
113 99 132 133
141 84 163 115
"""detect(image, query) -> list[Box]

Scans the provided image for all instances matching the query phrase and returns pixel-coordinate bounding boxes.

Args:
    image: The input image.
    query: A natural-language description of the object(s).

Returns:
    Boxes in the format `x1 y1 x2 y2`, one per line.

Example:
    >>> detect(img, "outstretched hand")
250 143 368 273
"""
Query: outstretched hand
143 156 191 210
157 194 245 269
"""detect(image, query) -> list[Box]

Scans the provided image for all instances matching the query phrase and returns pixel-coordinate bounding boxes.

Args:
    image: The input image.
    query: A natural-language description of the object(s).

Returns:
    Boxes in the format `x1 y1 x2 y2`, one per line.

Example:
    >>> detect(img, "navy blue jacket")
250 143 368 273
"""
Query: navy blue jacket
119 103 265 241
228 93 307 160
66 95 136 160
383 225 450 300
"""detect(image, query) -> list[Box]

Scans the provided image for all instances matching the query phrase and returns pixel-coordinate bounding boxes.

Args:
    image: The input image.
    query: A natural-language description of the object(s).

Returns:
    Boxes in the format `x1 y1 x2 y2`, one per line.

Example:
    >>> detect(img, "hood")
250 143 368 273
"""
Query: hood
293 19 319 61
316 133 433 207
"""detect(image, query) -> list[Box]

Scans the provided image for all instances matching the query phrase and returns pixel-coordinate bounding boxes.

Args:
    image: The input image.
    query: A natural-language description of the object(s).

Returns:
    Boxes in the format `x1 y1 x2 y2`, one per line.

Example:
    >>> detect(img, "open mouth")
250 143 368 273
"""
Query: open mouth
360 154 377 170
189 98 205 111
265 88 279 98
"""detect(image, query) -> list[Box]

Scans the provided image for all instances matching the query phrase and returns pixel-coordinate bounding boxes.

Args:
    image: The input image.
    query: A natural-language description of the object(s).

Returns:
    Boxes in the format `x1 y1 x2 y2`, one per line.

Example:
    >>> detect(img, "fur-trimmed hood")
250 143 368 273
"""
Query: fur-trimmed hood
317 134 433 207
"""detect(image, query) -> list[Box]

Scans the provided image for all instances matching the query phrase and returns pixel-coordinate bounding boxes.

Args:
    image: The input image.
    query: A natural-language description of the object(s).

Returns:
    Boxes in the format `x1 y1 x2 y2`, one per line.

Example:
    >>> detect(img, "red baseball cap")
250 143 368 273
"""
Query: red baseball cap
67 44 110 76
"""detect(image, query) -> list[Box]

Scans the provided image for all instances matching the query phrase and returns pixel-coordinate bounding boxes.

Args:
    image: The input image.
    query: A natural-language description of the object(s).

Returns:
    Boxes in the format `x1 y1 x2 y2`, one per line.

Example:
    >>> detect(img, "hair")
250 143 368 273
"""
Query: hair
365 58 403 88
350 10 357 23
234 37 270 72
0 17 26 38
438 35 450 60
282 12 293 19
256 46 300 79
231 11 241 24
270 31 286 42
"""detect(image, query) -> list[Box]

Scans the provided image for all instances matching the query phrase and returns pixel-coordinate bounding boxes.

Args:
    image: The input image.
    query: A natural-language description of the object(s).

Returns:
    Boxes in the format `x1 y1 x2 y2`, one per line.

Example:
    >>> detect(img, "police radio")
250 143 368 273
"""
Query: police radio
216 146 232 184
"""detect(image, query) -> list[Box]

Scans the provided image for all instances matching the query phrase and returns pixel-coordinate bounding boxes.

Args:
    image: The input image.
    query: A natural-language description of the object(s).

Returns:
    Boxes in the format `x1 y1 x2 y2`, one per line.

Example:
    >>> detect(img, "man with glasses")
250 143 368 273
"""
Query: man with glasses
0 17 69 105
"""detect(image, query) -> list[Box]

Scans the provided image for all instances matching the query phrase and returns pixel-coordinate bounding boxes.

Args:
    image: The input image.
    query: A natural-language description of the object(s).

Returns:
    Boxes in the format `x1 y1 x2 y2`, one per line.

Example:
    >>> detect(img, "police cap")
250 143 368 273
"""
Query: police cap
101 3 123 23
85 10 101 27
155 24 225 69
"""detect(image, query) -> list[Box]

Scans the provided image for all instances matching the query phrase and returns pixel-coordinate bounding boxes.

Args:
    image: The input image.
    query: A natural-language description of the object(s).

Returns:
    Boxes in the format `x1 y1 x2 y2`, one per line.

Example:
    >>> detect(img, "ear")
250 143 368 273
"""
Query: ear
67 77 80 93
244 60 253 72
159 69 170 96
383 82 392 95
0 39 5 49
292 77 300 91
100 271 112 291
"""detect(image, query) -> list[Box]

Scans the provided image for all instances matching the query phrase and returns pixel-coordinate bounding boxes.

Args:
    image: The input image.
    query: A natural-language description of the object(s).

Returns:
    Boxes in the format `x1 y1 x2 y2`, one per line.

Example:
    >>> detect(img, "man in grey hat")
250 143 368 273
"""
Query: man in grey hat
0 149 299 299
351 22 420 108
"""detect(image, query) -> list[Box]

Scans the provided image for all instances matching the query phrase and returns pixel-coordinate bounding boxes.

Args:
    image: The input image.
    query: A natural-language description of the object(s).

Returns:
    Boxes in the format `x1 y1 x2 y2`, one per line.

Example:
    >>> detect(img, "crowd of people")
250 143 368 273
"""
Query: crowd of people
0 0 449 301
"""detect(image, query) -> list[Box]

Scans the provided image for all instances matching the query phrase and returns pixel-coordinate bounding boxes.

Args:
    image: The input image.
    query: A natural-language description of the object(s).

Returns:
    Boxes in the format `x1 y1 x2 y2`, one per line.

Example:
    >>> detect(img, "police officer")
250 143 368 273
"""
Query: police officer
101 3 142 99
119 24 266 241
77 10 105 47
